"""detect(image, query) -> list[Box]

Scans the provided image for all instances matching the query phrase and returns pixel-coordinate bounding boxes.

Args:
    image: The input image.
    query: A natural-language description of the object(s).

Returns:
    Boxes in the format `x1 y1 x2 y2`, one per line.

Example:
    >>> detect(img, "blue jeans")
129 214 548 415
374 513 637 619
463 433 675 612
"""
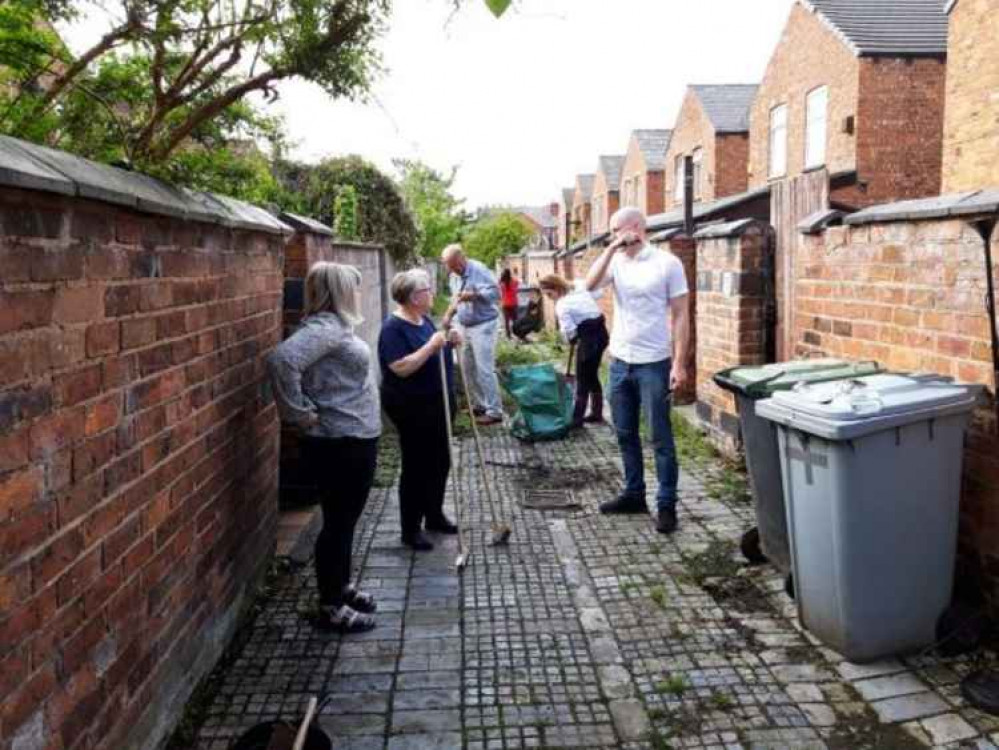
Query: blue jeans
608 358 678 512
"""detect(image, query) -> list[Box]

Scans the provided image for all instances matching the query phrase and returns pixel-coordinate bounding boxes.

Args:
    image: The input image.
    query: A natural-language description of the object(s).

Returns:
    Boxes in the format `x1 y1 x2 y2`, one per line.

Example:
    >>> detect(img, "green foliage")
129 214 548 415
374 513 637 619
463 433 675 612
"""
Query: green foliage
655 675 690 697
278 155 418 263
0 0 388 199
333 184 359 240
462 211 533 269
394 158 466 261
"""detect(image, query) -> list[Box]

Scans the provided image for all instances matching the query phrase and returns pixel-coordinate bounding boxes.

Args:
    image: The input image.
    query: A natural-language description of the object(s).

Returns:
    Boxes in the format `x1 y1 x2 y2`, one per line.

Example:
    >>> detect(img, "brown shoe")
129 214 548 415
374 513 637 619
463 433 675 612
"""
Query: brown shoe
475 414 502 426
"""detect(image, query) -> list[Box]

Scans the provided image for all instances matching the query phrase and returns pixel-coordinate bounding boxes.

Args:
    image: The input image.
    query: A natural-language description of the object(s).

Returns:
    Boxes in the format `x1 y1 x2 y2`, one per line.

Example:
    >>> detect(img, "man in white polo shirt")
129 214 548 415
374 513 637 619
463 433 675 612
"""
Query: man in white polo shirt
585 207 690 534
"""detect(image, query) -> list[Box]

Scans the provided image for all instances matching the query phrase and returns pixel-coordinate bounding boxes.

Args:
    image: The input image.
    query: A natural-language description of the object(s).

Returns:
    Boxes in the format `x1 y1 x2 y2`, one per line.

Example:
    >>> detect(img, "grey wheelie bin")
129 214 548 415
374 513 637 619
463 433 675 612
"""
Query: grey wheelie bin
713 360 881 585
756 373 982 662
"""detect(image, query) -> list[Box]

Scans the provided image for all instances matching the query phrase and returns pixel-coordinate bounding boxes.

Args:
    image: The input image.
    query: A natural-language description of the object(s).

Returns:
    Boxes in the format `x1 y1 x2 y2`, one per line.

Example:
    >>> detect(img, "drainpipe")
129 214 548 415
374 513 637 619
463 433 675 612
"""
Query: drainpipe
683 155 695 237
972 216 999 434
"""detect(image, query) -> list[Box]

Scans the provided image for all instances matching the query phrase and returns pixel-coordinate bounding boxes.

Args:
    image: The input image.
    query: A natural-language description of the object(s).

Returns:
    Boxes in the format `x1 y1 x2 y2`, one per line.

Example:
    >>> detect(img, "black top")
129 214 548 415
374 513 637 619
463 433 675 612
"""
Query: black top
378 314 454 401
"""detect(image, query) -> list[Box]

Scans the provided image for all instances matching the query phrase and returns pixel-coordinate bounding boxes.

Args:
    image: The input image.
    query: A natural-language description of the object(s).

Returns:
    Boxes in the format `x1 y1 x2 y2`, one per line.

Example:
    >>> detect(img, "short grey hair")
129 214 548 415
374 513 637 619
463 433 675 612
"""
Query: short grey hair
610 206 646 232
441 243 464 262
390 268 432 305
304 261 363 325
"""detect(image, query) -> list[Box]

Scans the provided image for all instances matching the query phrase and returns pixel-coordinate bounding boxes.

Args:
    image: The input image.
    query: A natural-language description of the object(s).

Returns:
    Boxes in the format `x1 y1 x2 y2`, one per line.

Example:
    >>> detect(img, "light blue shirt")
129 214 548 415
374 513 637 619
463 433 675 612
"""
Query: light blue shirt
448 258 500 327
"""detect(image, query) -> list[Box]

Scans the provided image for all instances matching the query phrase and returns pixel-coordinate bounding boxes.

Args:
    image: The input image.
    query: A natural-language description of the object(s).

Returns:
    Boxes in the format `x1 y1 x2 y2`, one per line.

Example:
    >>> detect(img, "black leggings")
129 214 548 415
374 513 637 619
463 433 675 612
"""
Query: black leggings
383 391 452 538
573 317 609 423
303 436 379 606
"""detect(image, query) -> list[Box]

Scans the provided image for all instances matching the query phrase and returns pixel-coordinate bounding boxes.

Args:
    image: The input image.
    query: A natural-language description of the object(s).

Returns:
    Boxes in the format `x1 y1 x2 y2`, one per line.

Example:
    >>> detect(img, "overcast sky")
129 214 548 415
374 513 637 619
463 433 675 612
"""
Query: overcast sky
66 0 797 210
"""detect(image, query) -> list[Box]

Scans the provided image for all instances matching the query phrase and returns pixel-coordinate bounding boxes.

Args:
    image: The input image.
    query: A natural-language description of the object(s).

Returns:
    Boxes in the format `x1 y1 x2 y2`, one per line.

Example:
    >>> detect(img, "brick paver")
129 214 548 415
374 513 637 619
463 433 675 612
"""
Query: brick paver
191 422 999 750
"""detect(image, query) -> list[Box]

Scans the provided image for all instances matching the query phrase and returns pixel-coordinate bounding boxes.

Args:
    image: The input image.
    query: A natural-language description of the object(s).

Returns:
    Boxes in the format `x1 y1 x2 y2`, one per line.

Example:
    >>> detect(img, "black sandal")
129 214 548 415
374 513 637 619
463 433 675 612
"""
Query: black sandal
342 585 377 614
317 604 376 633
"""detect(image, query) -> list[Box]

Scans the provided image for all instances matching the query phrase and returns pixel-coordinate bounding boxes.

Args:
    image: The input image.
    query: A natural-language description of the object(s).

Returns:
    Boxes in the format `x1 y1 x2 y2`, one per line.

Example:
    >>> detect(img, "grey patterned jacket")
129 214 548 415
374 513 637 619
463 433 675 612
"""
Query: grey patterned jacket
266 312 381 440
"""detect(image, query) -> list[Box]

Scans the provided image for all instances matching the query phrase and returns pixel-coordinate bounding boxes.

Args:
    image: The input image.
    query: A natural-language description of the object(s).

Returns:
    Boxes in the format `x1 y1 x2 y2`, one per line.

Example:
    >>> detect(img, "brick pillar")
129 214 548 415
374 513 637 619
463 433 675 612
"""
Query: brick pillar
693 220 775 456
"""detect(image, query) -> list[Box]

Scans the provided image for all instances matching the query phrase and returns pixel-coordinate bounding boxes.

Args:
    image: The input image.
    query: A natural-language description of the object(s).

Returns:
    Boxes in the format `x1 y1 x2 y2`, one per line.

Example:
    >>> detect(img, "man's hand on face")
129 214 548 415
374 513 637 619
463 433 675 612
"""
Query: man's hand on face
612 230 640 252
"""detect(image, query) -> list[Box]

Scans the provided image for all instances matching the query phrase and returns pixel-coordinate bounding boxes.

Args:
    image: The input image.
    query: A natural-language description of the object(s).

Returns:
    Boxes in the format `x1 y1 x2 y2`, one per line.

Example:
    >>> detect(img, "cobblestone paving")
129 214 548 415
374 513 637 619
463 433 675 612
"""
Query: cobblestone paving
192 422 999 750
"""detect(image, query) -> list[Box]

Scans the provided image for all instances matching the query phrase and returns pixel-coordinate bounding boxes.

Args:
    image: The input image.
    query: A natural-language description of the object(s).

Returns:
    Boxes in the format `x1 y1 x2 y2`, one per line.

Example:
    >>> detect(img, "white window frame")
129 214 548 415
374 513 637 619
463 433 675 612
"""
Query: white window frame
673 155 684 201
805 86 829 169
769 104 788 179
692 148 704 200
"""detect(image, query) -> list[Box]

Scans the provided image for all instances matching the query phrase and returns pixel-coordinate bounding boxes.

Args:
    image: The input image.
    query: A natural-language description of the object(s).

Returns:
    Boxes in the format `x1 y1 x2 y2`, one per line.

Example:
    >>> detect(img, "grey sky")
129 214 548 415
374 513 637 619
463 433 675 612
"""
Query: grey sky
65 0 797 209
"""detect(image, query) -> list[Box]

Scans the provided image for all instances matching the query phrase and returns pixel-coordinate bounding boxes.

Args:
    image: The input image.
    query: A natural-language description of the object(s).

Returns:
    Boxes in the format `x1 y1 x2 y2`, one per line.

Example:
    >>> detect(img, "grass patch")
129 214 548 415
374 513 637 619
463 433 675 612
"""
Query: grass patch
708 691 735 711
495 328 567 371
654 675 690 697
679 539 740 586
670 411 718 467
372 428 401 488
649 585 669 610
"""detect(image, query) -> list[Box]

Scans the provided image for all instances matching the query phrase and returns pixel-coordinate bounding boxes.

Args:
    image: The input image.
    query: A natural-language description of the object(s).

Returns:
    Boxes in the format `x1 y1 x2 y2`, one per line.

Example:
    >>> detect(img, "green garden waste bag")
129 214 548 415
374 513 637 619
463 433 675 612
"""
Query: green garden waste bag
500 363 574 442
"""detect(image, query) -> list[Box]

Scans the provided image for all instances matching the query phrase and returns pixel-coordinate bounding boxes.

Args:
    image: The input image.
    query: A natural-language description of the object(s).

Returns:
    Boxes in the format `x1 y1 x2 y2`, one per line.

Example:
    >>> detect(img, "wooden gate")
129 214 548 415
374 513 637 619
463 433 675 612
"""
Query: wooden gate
770 169 830 359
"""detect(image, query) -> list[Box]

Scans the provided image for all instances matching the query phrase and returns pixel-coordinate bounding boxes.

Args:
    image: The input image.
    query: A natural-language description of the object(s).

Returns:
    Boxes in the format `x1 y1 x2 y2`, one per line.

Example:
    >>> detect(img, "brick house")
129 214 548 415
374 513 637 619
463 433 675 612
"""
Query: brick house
748 0 949 209
590 156 625 235
619 129 672 216
571 174 595 244
663 85 757 211
557 187 575 250
512 204 559 249
942 0 999 193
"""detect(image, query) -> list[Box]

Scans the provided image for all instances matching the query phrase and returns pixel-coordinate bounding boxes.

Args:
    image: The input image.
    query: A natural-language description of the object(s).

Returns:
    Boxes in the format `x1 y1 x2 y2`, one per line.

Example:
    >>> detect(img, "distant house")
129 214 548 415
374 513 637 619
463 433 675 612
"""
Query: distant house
512 204 559 249
557 187 575 250
619 129 672 216
591 155 625 235
748 0 949 208
571 174 595 244
663 85 757 211
942 0 999 192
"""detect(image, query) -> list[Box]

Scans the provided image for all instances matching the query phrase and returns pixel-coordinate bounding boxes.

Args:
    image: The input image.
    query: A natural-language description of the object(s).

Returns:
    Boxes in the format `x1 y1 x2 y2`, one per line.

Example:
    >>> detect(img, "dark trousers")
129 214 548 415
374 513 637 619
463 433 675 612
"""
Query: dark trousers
573 317 609 425
502 305 517 338
384 392 452 538
303 436 379 606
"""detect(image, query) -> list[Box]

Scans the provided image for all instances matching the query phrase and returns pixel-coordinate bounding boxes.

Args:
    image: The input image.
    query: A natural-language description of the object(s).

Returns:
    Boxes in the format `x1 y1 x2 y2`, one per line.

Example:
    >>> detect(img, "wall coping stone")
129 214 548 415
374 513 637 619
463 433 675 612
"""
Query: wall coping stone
649 227 684 243
844 189 999 226
0 134 293 235
280 211 333 236
693 218 760 239
798 208 846 234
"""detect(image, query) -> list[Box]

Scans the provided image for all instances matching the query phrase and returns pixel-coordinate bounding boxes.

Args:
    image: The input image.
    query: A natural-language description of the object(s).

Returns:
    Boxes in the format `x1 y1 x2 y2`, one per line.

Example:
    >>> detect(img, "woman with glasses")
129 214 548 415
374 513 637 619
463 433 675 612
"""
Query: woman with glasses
267 262 380 633
378 269 462 551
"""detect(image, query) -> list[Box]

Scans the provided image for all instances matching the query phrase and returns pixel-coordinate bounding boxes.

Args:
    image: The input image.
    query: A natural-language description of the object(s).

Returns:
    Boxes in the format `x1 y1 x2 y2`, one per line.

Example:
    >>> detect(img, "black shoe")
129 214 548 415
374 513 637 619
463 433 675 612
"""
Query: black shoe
426 516 458 535
402 531 434 551
599 496 647 515
656 509 678 535
472 406 486 417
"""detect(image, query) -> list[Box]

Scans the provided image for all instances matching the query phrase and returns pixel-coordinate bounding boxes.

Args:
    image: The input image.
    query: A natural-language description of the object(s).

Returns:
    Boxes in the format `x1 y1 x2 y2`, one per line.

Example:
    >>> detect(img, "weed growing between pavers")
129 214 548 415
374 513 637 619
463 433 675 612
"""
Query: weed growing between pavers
826 700 929 749
671 412 752 505
371 427 401 488
165 558 293 750
655 675 690 697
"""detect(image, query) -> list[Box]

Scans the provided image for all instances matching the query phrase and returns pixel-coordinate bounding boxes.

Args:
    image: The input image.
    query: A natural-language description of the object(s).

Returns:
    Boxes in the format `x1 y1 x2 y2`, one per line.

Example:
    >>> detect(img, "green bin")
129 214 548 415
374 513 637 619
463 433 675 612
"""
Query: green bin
713 359 882 586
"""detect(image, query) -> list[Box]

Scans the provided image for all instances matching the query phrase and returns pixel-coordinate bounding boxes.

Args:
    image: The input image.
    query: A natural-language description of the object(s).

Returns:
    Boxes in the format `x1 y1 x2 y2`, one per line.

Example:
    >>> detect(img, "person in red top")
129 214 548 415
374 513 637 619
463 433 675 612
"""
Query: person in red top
498 267 519 339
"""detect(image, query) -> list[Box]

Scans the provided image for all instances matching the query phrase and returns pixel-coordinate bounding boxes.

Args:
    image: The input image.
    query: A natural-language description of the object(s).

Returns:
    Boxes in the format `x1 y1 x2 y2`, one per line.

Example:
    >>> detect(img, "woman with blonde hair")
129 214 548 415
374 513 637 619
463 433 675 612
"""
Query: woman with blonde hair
267 262 380 633
379 268 462 551
538 273 609 428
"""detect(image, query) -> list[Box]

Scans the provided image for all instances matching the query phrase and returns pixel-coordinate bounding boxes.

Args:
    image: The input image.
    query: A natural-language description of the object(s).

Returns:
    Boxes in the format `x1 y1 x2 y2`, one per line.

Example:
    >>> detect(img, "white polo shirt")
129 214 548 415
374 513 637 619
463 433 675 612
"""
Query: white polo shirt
600 243 688 364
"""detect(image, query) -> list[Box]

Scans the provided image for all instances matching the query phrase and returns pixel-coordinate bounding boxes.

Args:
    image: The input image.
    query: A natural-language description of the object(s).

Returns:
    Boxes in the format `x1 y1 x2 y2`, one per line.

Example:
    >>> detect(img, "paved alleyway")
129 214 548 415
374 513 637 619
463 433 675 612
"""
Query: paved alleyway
192 423 999 750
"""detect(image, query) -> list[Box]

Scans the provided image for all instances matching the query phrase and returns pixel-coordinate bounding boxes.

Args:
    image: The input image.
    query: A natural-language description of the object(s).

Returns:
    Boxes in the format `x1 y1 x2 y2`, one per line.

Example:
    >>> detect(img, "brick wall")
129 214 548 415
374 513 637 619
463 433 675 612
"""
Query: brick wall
693 222 775 456
590 169 620 236
942 0 999 193
620 140 666 217
715 134 751 200
794 218 999 608
853 57 946 206
0 186 283 750
748 3 861 191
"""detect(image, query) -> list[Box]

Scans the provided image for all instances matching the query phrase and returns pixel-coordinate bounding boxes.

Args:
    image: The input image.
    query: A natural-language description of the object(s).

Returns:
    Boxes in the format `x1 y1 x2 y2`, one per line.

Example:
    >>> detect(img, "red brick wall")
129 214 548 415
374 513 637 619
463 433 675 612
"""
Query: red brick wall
0 187 283 750
942 0 999 192
852 57 946 206
715 134 751 199
795 219 999 608
664 90 718 210
693 223 774 455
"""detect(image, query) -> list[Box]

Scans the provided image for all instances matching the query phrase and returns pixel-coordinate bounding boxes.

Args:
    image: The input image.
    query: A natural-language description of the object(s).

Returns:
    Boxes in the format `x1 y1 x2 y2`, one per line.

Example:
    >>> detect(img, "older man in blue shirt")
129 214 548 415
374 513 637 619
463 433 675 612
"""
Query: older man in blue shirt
441 243 504 425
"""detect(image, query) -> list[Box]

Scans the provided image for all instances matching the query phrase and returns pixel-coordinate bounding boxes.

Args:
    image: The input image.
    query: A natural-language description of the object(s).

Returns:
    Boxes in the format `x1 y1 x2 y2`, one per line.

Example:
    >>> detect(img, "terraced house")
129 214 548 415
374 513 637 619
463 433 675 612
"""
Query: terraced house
662 84 758 210
570 173 595 243
590 155 625 236
748 0 949 209
619 129 672 216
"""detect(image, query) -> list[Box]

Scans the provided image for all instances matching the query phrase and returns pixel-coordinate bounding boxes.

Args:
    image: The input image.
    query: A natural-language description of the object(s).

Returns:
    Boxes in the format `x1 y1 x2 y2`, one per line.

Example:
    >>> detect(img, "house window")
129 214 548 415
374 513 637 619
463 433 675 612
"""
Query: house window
805 86 828 169
769 104 788 178
692 148 704 199
673 155 684 201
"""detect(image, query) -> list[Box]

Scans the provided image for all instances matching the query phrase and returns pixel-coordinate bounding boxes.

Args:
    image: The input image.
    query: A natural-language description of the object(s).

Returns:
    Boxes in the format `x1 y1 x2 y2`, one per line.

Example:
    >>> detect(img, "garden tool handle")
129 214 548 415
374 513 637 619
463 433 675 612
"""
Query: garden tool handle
565 341 577 377
292 696 318 750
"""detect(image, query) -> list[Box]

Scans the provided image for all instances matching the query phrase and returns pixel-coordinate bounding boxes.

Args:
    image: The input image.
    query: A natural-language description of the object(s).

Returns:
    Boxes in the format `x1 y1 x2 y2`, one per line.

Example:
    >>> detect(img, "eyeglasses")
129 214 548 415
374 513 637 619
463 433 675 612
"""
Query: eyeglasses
413 287 432 295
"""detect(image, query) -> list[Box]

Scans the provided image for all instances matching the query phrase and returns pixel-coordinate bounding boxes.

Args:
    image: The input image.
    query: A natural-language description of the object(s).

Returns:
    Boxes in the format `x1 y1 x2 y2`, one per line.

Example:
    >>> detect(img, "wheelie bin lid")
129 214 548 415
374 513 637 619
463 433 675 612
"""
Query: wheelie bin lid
713 359 882 399
755 373 984 440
